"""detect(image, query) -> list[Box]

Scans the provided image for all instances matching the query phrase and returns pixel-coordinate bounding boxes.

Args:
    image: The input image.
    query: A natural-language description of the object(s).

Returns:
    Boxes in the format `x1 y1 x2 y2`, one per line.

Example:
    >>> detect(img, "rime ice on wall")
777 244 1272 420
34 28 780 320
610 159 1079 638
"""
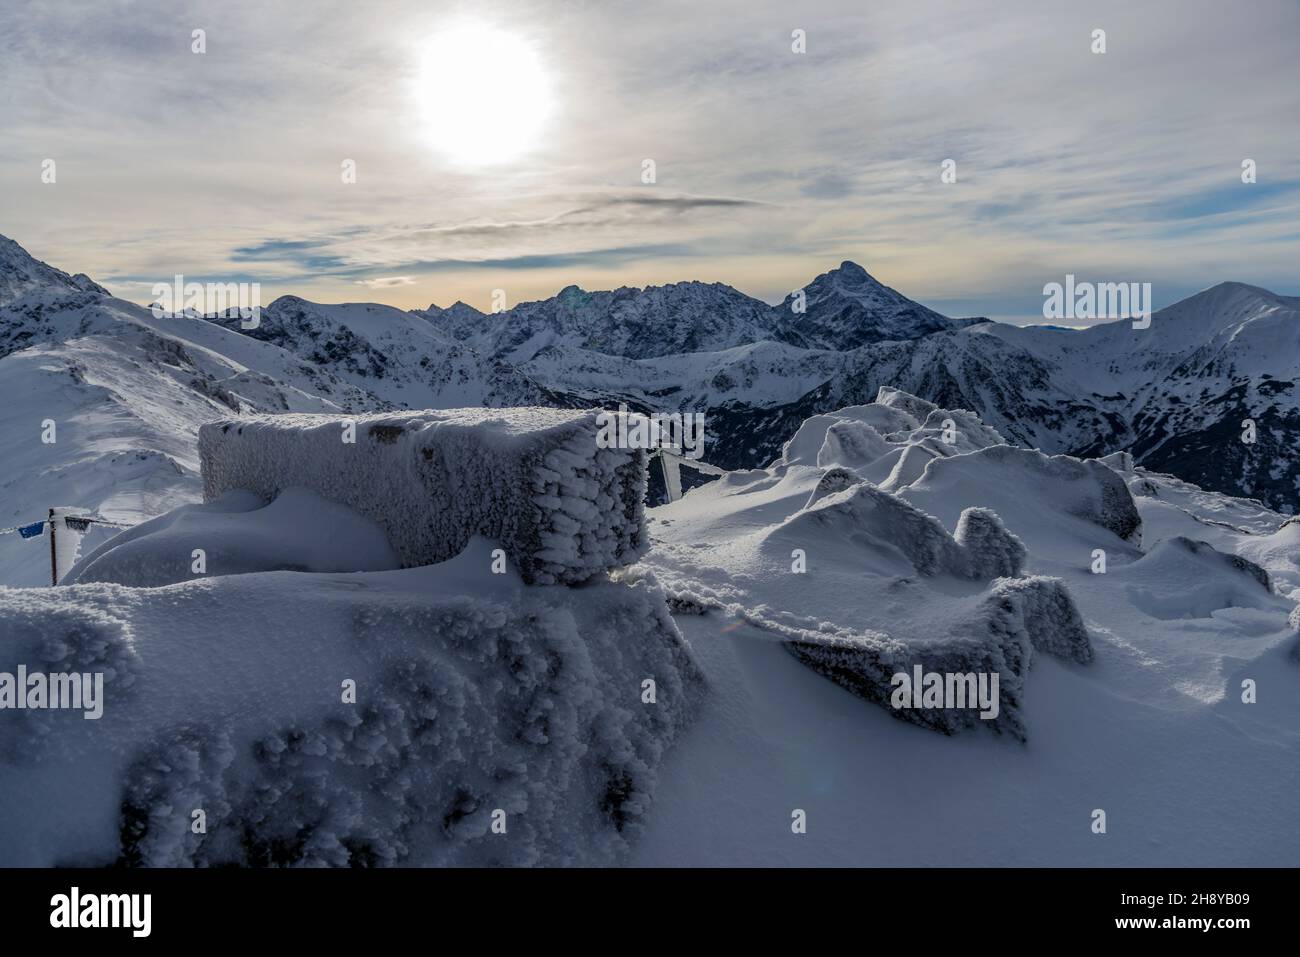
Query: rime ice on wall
199 408 648 584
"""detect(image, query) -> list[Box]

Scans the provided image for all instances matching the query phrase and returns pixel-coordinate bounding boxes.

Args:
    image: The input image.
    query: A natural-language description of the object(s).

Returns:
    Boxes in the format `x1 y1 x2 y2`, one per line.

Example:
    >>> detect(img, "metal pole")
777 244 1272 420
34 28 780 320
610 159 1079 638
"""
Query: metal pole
48 507 57 586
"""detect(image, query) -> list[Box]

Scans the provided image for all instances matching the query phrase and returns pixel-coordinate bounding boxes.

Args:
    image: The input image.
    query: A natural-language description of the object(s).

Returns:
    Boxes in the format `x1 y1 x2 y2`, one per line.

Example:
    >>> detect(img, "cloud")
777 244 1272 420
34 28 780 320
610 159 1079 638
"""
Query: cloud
0 0 1296 314
353 276 417 288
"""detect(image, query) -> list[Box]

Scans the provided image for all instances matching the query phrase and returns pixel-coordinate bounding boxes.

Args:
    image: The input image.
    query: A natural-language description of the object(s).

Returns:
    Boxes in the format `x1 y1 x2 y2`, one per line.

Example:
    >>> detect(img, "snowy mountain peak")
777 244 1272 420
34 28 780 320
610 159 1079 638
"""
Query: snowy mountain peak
805 260 906 301
1179 280 1296 317
776 260 968 350
830 259 873 282
424 299 485 317
0 233 110 306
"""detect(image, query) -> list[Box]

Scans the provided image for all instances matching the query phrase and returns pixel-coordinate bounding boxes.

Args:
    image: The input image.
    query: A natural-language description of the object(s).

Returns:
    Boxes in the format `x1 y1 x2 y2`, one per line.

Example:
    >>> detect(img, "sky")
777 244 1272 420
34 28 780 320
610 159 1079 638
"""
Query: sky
1 0 1298 323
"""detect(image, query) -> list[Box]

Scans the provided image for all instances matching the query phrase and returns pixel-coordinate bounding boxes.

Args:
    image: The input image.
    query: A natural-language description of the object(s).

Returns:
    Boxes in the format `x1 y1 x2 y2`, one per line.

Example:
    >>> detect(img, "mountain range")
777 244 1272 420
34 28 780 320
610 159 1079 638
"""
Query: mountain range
0 229 1295 585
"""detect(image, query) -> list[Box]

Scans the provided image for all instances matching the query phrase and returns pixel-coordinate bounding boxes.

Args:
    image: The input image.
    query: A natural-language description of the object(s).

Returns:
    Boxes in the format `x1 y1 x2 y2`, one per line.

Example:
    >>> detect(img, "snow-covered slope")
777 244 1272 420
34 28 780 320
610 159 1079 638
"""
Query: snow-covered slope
2 381 1297 866
64 488 401 587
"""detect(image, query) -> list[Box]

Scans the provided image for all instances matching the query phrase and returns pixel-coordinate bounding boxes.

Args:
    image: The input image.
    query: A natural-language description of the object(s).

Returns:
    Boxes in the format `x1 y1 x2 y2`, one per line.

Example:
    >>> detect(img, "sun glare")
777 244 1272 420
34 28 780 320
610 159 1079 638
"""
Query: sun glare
416 24 554 167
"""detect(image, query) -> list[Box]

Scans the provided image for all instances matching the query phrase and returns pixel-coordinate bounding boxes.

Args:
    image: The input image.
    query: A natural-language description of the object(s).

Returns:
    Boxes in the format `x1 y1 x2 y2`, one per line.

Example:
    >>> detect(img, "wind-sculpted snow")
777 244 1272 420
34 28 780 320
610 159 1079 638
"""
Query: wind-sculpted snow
625 389 1253 743
782 483 1026 581
816 419 891 469
0 541 701 866
780 390 1008 481
903 444 1143 547
790 575 1087 739
875 385 938 422
1113 536 1275 621
955 507 1028 579
64 488 401 587
982 576 1091 664
633 394 1101 738
199 408 648 584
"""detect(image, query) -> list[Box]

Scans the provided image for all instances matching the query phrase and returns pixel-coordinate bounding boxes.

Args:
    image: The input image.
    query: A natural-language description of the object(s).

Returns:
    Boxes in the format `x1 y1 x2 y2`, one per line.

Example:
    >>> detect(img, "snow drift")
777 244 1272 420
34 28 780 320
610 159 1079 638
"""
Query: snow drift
64 488 401 587
199 408 648 585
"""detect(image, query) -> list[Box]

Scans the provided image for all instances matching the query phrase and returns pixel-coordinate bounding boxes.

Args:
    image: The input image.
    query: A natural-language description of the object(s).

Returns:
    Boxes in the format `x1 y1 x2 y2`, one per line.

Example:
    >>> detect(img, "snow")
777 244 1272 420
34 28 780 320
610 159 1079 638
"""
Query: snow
0 246 387 588
632 460 1088 740
0 539 701 866
613 390 1294 868
198 408 648 585
624 391 1300 864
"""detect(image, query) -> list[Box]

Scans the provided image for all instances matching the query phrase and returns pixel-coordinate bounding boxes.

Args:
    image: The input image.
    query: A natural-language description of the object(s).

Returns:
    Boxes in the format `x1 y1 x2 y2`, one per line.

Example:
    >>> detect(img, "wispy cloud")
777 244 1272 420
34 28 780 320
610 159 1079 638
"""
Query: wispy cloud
354 276 416 288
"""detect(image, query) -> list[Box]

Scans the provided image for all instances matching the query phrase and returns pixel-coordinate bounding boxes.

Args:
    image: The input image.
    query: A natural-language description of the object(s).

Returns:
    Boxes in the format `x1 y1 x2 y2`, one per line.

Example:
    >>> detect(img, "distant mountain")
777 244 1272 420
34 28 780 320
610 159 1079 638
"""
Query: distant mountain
418 281 781 362
982 281 1300 510
773 260 979 350
416 262 974 362
2 231 1297 522
208 295 553 408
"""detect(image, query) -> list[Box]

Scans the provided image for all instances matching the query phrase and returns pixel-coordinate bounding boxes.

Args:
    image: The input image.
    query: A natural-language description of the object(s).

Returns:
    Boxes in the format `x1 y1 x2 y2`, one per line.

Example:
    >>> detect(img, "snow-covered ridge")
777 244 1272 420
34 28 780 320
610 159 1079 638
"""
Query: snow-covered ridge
0 234 108 308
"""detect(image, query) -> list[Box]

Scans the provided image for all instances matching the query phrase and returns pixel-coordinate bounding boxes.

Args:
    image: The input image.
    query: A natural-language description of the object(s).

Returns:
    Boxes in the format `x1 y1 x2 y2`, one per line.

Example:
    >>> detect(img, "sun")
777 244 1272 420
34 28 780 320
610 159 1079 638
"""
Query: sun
415 24 554 167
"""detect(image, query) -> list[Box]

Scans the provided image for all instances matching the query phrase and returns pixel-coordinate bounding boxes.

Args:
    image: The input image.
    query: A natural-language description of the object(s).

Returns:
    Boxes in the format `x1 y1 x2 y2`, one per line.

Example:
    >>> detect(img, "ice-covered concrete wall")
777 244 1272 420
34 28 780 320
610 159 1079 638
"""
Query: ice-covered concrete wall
199 409 648 584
